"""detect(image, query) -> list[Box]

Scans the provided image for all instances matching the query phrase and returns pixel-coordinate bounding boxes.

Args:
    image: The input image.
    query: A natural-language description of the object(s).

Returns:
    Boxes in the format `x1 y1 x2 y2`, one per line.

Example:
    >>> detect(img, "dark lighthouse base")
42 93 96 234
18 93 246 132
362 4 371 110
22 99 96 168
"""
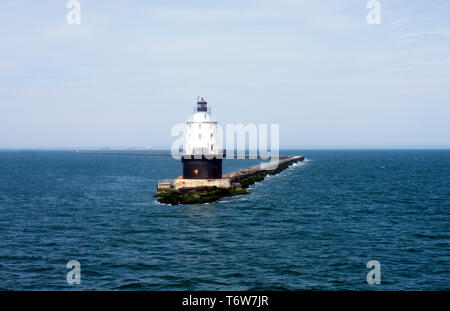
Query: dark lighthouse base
182 156 222 179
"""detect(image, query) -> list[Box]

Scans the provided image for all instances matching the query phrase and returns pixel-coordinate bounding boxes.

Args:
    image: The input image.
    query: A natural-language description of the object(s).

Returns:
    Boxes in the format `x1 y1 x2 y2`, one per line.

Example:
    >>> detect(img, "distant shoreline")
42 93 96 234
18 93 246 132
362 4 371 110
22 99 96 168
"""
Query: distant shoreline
1 147 450 151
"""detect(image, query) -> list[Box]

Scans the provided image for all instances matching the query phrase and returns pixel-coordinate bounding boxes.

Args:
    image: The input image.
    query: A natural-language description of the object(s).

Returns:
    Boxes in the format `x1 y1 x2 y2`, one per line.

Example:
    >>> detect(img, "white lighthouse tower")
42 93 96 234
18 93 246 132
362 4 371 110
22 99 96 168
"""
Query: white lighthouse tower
182 97 223 179
185 97 220 155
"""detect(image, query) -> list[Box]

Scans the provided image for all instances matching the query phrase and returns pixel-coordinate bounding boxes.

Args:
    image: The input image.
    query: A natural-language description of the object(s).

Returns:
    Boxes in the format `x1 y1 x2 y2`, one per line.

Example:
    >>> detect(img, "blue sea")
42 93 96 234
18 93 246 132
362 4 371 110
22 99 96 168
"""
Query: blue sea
0 150 448 290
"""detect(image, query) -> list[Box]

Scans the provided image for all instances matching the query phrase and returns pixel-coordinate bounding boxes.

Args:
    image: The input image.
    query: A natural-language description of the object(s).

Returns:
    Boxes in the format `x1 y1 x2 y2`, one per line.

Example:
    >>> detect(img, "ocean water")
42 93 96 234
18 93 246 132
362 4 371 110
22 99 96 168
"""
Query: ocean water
0 150 448 290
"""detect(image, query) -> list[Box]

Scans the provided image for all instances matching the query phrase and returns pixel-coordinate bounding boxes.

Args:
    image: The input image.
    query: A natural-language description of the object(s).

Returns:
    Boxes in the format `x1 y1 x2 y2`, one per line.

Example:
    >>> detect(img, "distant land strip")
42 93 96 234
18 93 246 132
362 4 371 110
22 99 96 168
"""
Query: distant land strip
76 151 172 156
76 151 291 159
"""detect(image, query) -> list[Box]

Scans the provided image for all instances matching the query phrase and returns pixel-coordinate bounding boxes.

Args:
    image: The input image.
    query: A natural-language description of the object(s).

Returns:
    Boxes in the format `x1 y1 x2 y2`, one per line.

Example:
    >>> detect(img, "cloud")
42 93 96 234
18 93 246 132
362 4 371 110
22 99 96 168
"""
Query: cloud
396 28 450 39
32 11 110 40
390 17 408 27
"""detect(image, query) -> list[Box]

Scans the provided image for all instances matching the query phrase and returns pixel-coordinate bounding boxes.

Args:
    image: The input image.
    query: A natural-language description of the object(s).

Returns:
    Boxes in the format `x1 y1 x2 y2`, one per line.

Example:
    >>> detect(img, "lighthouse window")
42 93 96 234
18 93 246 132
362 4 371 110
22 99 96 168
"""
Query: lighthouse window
211 145 214 151
210 133 213 139
204 114 206 119
199 134 201 140
199 124 201 129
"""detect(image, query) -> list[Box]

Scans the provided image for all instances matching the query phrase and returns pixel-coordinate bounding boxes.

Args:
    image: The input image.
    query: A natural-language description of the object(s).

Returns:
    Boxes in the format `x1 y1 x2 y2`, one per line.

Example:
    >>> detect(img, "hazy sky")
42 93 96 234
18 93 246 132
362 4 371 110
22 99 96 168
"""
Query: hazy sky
1 0 449 149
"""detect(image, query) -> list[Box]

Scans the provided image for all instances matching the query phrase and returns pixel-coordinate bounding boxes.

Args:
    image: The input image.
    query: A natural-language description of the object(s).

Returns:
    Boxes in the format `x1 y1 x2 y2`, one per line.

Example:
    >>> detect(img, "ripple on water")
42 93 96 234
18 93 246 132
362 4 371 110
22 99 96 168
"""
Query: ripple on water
0 150 448 290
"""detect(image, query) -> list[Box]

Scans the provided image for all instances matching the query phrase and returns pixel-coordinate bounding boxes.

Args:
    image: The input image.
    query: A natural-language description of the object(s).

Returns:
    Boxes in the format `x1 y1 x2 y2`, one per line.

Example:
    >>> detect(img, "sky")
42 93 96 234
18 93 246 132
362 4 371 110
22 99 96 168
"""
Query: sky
0 0 449 149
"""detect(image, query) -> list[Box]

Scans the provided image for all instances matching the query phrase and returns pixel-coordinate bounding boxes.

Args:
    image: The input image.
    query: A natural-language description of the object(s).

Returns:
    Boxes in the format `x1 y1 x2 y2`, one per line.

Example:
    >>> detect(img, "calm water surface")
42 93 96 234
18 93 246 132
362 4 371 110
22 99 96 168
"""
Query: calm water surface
0 150 448 290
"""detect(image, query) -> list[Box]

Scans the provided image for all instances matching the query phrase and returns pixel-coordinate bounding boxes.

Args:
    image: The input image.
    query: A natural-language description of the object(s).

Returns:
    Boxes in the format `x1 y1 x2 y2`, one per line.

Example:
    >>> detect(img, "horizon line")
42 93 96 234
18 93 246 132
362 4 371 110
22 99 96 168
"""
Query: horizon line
1 145 450 151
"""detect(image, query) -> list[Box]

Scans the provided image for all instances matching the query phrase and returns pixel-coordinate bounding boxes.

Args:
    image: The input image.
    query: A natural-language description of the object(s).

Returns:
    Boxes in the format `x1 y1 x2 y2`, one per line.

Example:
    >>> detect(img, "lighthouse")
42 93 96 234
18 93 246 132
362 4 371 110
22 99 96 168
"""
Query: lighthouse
182 97 223 179
154 96 305 203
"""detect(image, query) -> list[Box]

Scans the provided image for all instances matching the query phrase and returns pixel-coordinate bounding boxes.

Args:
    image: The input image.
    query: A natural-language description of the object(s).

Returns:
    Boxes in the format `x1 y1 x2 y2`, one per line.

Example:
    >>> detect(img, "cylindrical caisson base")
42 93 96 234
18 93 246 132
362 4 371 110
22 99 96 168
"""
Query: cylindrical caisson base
182 156 223 179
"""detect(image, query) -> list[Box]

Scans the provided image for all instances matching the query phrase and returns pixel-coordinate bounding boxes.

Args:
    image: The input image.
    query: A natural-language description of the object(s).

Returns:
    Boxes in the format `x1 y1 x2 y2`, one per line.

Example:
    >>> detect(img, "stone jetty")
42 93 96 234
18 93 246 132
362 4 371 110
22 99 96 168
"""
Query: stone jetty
155 156 305 205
